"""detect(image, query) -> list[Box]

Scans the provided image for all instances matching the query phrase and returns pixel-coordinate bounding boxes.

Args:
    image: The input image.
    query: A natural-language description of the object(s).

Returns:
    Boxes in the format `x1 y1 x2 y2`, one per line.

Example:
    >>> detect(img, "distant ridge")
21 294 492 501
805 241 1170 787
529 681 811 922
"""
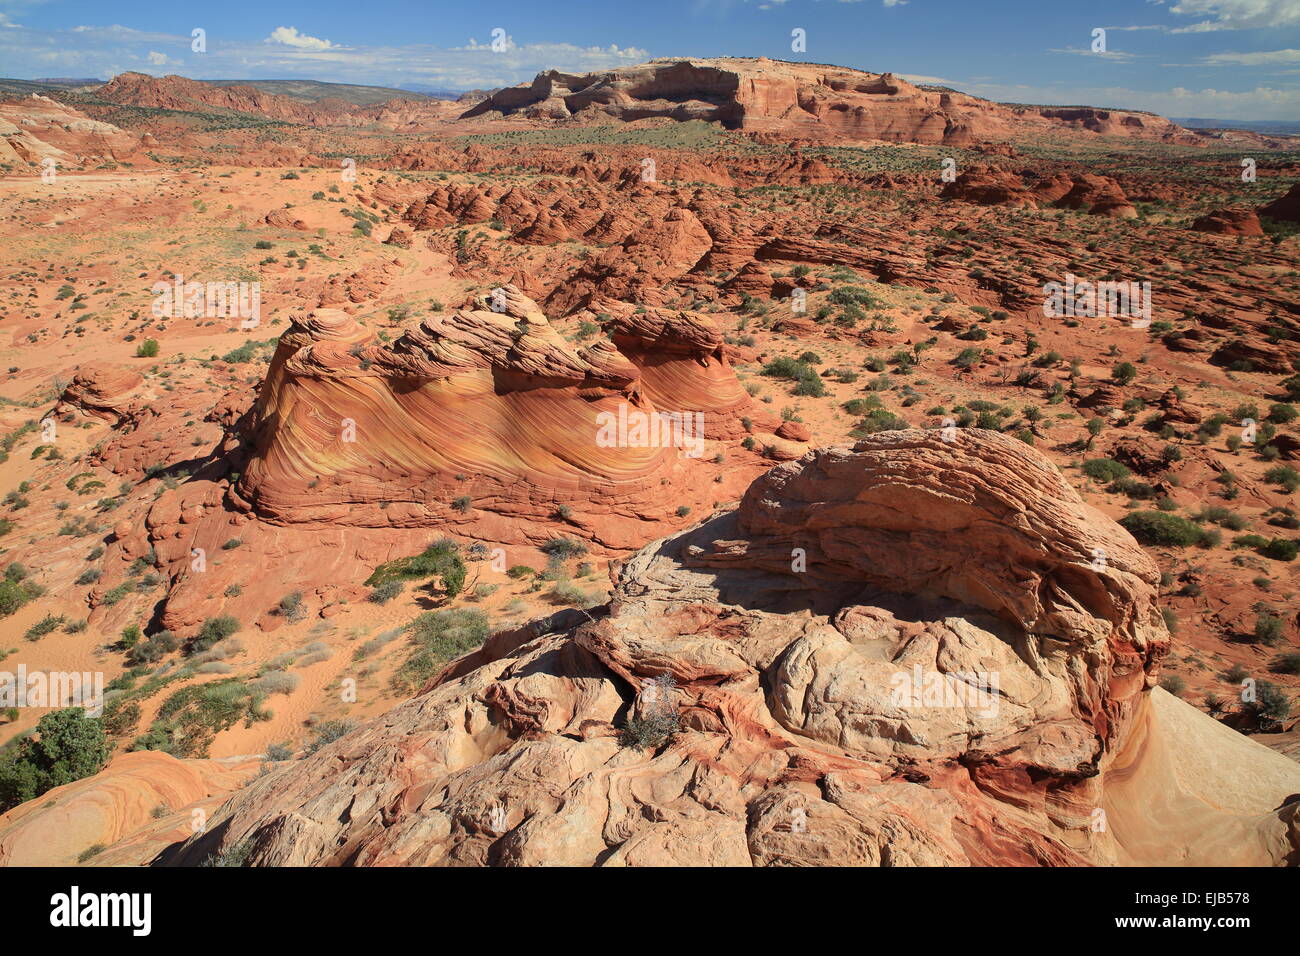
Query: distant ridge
205 78 432 105
1174 117 1300 136
0 75 436 108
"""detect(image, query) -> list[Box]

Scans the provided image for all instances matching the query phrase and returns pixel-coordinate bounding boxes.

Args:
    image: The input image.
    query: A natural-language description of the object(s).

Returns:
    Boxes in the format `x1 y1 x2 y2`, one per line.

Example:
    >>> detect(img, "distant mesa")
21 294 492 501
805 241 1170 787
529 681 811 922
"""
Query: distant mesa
14 58 1211 150
462 57 1201 147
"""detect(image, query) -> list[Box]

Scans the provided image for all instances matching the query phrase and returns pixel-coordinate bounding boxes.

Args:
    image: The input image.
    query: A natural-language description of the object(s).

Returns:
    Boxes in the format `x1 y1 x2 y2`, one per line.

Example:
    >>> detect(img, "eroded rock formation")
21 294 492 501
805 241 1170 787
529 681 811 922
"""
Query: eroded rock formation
154 431 1300 866
0 95 139 168
136 286 786 634
232 285 768 537
464 58 1200 147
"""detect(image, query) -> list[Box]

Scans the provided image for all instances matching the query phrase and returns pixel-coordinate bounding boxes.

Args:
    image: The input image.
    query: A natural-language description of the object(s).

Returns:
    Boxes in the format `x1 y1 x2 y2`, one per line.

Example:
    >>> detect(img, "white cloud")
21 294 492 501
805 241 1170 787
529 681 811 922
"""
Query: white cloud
882 0 909 7
1204 47 1300 64
1169 0 1300 31
266 26 338 51
146 50 169 66
1049 47 1141 61
0 22 653 90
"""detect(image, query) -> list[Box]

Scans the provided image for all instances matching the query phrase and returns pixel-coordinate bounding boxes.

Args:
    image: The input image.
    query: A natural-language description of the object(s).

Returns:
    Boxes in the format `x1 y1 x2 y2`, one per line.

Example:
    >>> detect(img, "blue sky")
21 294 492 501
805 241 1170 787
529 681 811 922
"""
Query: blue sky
1 0 1298 118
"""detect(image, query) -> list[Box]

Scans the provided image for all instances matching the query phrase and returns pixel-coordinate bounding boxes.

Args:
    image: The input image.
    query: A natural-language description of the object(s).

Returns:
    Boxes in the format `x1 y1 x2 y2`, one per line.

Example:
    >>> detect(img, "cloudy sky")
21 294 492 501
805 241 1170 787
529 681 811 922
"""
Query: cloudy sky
1 0 1298 118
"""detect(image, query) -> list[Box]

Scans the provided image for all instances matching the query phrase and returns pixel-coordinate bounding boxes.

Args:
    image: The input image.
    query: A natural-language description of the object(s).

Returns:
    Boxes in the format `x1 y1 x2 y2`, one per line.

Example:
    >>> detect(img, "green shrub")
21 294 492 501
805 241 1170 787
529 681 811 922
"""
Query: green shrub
0 709 110 812
200 839 256 868
548 579 593 605
1119 511 1205 547
1254 613 1286 646
619 711 679 752
132 679 268 757
851 409 907 436
761 356 824 396
1267 403 1297 424
24 614 66 642
1244 680 1291 725
1082 458 1131 483
1272 652 1300 675
128 630 178 665
368 580 404 604
792 374 826 398
1111 475 1158 500
842 397 881 416
1263 466 1299 493
118 623 141 649
189 616 240 655
135 339 159 358
540 537 588 560
366 541 466 598
305 719 357 754
1159 674 1186 696
0 577 41 617
1262 538 1298 562
391 609 489 692
278 592 306 622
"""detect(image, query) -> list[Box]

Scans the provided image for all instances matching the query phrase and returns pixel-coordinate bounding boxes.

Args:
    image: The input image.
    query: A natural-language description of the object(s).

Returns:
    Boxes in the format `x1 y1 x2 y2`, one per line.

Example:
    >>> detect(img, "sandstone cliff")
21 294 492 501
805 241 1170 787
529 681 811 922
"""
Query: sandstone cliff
464 58 1200 147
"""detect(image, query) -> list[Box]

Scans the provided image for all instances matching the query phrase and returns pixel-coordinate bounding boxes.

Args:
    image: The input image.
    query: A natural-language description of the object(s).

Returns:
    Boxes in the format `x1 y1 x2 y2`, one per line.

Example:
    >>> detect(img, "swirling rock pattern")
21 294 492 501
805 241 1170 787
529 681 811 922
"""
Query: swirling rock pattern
234 285 769 542
0 751 260 866
153 431 1300 866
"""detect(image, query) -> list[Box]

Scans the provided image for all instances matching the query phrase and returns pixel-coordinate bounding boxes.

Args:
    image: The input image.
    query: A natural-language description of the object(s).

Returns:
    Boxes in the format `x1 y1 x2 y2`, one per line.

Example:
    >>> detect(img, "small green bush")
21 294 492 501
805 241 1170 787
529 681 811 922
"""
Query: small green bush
1120 511 1205 547
1082 458 1131 483
368 580 404 604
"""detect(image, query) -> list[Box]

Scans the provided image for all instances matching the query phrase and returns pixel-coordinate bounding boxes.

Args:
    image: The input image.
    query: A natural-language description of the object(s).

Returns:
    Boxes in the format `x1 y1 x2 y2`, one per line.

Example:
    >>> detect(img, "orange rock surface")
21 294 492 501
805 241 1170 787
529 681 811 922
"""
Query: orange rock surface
146 433 1298 866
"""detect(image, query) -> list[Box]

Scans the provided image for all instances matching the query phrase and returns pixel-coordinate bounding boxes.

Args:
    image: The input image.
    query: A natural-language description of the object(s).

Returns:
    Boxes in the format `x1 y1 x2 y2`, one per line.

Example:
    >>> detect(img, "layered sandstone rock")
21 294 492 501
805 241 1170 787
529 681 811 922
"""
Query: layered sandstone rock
0 751 260 866
942 167 1137 217
940 167 1037 208
1260 182 1300 224
464 58 1199 148
1054 173 1138 218
138 285 779 633
0 95 139 168
148 431 1299 867
1192 207 1264 236
54 364 145 425
233 285 762 535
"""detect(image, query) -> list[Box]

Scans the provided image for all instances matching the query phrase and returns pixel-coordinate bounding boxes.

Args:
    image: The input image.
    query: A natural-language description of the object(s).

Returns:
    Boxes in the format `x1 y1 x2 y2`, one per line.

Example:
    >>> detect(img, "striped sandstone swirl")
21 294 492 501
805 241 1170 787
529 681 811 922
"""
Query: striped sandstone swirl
74 285 789 637
233 285 775 545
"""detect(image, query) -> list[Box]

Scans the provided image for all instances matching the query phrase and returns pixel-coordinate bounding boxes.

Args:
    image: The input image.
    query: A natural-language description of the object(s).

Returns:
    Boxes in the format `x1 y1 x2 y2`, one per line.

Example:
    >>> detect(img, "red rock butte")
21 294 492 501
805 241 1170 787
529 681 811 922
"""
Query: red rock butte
464 58 1202 146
